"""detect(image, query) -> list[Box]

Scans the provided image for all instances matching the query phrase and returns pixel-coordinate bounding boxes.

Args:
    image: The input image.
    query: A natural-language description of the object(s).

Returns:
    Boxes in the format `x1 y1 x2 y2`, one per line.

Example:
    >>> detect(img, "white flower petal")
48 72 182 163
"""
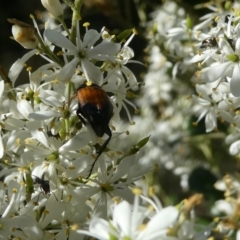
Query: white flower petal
214 180 226 191
202 62 232 83
10 215 43 240
29 111 58 120
39 89 65 107
88 217 110 240
41 0 63 18
44 29 77 53
229 140 240 155
218 38 234 55
112 201 131 236
82 29 100 49
81 59 103 84
219 110 233 123
58 57 79 82
8 49 38 85
17 100 33 119
26 121 49 148
189 53 207 63
6 130 31 151
230 64 240 97
122 66 138 91
0 80 4 104
110 156 134 182
88 42 121 58
0 134 3 158
4 118 26 131
205 109 217 132
59 131 90 152
214 200 233 215
140 206 178 239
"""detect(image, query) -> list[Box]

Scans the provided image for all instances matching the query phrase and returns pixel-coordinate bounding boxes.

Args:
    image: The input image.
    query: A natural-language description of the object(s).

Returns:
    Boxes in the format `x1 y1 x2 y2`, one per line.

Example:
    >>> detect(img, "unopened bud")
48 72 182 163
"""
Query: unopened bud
8 18 38 49
41 0 63 18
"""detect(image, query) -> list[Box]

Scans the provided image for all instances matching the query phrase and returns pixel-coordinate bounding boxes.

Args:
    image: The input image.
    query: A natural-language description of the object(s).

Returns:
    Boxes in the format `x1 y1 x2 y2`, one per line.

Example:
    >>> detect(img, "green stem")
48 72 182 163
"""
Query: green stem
34 33 63 67
71 0 83 44
58 16 71 38
62 0 75 8
65 118 70 139
62 0 83 44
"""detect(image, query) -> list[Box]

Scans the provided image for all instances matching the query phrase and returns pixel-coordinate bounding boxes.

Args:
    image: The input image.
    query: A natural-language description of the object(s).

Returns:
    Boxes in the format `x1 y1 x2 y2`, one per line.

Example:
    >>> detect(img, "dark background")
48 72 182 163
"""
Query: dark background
0 0 207 85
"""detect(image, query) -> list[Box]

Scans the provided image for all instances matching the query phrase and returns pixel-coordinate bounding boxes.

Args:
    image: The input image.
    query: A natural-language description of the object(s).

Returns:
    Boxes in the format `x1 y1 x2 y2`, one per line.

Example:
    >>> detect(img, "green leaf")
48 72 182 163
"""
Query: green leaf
129 135 150 155
116 29 133 42
186 15 193 29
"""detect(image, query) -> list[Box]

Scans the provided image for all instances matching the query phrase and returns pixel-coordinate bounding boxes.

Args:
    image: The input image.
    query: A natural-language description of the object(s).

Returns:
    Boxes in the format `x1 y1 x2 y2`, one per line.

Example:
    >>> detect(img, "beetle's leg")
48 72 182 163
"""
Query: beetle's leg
35 191 45 204
96 126 112 155
85 127 112 179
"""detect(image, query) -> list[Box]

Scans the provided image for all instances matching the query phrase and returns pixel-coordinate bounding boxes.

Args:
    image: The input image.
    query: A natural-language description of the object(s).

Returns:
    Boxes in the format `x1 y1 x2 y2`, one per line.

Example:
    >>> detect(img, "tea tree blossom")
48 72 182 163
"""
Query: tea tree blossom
0 0 154 238
77 190 211 240
4 0 240 239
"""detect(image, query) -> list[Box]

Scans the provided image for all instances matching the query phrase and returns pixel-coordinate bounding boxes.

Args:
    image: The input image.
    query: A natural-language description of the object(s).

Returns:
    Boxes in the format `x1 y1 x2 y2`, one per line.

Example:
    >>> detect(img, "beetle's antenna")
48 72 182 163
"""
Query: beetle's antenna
85 127 112 179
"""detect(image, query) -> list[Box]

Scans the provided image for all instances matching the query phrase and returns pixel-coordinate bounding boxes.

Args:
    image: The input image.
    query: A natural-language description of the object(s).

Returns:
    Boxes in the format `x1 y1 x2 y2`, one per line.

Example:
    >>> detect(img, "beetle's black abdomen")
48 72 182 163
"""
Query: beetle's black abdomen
77 83 113 137
76 82 113 178
79 102 112 137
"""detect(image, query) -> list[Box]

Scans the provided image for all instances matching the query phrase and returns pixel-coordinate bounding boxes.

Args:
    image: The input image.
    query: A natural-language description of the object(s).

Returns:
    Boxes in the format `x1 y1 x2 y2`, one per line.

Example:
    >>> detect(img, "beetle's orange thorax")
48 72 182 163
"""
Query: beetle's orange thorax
77 85 109 109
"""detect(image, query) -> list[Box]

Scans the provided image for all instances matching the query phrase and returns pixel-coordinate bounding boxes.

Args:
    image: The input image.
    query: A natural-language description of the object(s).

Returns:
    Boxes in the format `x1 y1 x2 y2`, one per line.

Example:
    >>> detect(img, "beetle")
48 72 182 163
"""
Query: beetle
33 174 57 203
199 37 218 51
76 81 113 179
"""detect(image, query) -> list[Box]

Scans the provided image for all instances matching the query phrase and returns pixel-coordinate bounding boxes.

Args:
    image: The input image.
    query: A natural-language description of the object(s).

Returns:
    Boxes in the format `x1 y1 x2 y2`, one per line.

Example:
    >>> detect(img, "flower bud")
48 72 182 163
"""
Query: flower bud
41 0 63 18
8 18 38 49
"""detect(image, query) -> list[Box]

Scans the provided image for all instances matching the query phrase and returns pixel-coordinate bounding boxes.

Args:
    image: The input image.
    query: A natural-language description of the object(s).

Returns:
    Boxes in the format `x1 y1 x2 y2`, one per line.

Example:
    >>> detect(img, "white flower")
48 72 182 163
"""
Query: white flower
44 25 121 83
8 18 39 49
77 194 179 240
192 84 219 132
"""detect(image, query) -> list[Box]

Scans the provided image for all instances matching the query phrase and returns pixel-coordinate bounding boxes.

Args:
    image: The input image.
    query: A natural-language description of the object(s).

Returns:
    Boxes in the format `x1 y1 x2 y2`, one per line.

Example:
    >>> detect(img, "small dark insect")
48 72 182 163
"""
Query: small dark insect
226 38 235 51
76 81 113 178
199 37 218 51
33 174 57 202
46 130 60 139
225 14 232 24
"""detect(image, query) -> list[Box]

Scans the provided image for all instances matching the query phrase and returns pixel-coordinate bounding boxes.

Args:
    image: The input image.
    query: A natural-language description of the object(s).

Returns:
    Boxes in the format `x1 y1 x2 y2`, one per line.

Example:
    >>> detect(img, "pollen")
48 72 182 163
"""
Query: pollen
132 187 142 195
15 138 20 146
86 81 93 86
57 51 64 56
44 209 49 215
148 186 155 197
138 224 146 231
68 165 75 170
132 28 138 35
112 197 121 203
71 224 79 231
83 22 90 27
52 79 59 84
192 122 198 126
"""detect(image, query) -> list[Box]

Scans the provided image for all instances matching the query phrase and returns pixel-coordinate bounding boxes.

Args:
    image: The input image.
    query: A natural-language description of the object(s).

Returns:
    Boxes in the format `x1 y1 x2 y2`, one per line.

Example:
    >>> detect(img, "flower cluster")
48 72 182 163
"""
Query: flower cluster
3 0 240 239
78 190 211 240
0 0 152 239
124 0 240 238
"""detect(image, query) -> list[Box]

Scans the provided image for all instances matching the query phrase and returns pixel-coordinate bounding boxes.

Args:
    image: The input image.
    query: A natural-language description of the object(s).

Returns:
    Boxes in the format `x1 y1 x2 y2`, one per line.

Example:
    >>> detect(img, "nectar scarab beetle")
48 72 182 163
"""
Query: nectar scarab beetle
76 81 113 178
